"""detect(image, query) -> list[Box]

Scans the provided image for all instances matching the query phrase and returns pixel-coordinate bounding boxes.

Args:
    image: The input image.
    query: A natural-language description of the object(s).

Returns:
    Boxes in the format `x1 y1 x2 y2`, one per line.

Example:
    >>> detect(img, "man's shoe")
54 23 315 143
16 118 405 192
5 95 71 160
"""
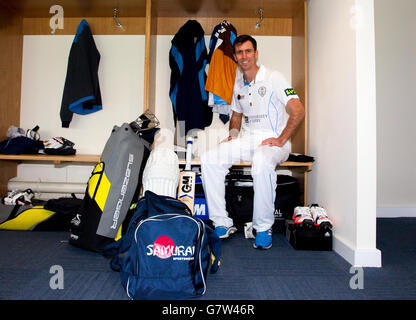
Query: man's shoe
310 204 333 230
1 188 34 205
215 226 237 239
253 229 272 250
293 206 314 229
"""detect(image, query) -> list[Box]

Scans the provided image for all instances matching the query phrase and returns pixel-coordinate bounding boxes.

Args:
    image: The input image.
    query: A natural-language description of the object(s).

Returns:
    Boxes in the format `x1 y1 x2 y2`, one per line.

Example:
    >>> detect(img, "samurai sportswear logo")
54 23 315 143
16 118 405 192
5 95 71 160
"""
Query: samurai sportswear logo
111 153 134 229
146 236 195 261
285 88 297 96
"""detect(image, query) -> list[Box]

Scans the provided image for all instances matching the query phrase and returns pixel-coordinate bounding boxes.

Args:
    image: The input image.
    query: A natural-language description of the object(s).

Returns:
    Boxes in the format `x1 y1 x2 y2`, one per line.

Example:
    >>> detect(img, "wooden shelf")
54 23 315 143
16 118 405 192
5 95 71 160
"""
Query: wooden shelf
0 154 312 170
178 158 312 170
232 160 312 170
0 153 311 204
0 154 100 164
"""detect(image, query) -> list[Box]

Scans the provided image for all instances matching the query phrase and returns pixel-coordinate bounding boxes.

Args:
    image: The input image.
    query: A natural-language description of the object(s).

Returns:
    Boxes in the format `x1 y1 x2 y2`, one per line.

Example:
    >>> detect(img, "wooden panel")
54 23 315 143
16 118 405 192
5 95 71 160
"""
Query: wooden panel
22 17 146 35
291 167 308 206
157 17 292 36
2 0 303 18
289 0 308 204
153 0 303 18
290 0 307 155
0 3 22 196
0 8 22 139
2 0 147 18
0 161 18 196
143 0 158 113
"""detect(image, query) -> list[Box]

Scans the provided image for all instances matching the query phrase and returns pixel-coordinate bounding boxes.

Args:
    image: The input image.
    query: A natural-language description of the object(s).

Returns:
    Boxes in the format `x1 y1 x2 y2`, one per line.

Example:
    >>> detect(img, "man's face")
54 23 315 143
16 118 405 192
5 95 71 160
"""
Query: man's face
233 40 258 72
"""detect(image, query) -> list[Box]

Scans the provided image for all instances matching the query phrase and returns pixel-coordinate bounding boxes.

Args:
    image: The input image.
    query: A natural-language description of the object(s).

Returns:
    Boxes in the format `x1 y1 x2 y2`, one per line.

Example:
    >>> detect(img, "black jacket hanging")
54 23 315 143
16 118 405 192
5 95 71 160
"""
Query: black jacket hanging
60 19 102 128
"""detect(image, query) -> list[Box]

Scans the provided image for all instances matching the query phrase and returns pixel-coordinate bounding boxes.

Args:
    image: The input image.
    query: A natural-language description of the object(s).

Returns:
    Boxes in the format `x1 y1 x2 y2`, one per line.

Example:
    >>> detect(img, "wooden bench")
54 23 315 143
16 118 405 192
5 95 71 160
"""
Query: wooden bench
0 154 100 165
179 158 313 206
0 154 313 169
0 154 313 204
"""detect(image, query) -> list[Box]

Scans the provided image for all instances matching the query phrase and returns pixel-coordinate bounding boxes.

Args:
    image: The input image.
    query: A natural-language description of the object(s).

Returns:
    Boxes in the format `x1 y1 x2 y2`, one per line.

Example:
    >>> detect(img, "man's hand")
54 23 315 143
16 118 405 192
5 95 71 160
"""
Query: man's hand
220 111 242 144
262 98 305 148
260 137 286 147
220 136 235 143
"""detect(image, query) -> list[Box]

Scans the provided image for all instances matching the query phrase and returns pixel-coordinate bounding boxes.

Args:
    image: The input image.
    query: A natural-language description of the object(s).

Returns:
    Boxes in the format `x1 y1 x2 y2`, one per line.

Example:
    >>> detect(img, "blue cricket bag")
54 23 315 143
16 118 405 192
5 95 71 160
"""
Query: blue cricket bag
103 191 221 300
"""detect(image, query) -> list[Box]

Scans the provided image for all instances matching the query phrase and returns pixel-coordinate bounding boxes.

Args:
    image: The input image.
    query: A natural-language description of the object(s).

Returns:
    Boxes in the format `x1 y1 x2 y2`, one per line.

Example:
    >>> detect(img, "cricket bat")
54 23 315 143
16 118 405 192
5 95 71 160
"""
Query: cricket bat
177 136 196 214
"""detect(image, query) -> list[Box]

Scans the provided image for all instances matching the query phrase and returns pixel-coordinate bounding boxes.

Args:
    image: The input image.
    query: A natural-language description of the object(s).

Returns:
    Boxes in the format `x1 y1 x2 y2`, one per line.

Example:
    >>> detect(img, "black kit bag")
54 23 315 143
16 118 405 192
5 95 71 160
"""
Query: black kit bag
225 172 302 230
69 112 159 252
0 197 82 232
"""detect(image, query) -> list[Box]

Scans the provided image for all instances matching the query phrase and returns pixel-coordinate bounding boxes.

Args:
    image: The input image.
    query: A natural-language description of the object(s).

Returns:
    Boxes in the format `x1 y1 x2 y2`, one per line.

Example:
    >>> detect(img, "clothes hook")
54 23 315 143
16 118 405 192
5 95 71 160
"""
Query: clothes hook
255 8 264 29
113 8 123 28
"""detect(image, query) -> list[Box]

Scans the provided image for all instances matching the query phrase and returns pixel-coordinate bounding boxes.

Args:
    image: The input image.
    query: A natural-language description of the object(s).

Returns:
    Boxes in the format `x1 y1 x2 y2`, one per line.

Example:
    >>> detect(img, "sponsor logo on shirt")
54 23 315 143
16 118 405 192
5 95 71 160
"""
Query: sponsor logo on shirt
244 114 268 124
284 88 297 96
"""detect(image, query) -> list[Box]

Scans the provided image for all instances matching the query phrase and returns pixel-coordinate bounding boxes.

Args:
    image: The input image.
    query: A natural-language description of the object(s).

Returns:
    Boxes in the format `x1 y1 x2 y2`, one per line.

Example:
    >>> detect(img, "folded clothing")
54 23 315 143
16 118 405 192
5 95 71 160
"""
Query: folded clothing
0 136 44 155
6 126 25 139
287 153 315 162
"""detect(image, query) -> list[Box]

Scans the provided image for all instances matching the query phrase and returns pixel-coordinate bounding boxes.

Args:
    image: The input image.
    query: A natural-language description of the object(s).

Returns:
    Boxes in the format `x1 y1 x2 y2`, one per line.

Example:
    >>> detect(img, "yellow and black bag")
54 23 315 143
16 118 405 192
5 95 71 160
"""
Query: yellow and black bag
69 123 151 252
0 196 82 231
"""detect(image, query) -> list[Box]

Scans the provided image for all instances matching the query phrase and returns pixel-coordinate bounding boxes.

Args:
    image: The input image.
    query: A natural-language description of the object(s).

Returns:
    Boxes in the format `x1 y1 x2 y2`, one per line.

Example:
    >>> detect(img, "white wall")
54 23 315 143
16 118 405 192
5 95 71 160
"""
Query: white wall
153 35 293 156
20 35 145 154
11 34 145 198
13 33 293 197
375 0 416 217
308 0 380 267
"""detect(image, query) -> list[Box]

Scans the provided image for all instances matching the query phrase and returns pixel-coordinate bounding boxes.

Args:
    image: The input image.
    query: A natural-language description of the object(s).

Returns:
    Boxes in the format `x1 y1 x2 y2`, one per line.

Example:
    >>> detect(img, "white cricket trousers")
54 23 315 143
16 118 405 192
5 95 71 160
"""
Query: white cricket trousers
200 134 290 232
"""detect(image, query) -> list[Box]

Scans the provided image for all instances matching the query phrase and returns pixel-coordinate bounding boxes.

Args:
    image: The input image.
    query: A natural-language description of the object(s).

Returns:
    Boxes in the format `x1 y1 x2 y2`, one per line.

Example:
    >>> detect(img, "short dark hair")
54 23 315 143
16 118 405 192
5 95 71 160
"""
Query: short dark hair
233 35 257 52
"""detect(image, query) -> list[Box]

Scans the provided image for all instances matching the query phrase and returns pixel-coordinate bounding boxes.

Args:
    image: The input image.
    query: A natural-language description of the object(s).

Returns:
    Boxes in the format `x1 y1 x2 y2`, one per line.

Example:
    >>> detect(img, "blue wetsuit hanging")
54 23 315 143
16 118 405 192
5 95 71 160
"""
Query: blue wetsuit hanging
169 20 212 134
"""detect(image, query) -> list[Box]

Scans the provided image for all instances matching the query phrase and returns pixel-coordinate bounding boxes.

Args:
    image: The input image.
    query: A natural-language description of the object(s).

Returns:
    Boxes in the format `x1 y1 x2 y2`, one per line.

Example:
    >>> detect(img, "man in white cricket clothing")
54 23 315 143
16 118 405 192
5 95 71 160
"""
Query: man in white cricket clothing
201 35 305 249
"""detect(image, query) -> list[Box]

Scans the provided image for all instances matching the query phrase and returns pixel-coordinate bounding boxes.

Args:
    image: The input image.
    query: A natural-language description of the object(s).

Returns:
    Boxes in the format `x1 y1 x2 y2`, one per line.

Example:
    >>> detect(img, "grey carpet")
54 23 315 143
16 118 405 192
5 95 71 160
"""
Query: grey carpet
0 218 415 300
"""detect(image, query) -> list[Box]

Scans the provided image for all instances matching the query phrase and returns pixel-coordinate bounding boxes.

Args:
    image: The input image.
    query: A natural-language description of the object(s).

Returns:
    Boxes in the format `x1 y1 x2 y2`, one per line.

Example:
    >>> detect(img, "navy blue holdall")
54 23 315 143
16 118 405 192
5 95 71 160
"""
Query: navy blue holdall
103 191 221 300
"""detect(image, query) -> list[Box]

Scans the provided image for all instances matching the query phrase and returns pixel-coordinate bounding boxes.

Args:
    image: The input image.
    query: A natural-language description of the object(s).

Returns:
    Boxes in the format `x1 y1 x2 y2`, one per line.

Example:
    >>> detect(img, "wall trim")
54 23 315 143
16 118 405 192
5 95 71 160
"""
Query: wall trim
333 234 382 268
377 207 416 218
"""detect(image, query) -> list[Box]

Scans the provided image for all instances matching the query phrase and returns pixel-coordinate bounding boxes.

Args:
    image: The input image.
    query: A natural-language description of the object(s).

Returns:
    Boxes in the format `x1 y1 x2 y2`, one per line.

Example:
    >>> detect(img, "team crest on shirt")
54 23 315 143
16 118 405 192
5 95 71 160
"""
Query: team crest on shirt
258 86 267 97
